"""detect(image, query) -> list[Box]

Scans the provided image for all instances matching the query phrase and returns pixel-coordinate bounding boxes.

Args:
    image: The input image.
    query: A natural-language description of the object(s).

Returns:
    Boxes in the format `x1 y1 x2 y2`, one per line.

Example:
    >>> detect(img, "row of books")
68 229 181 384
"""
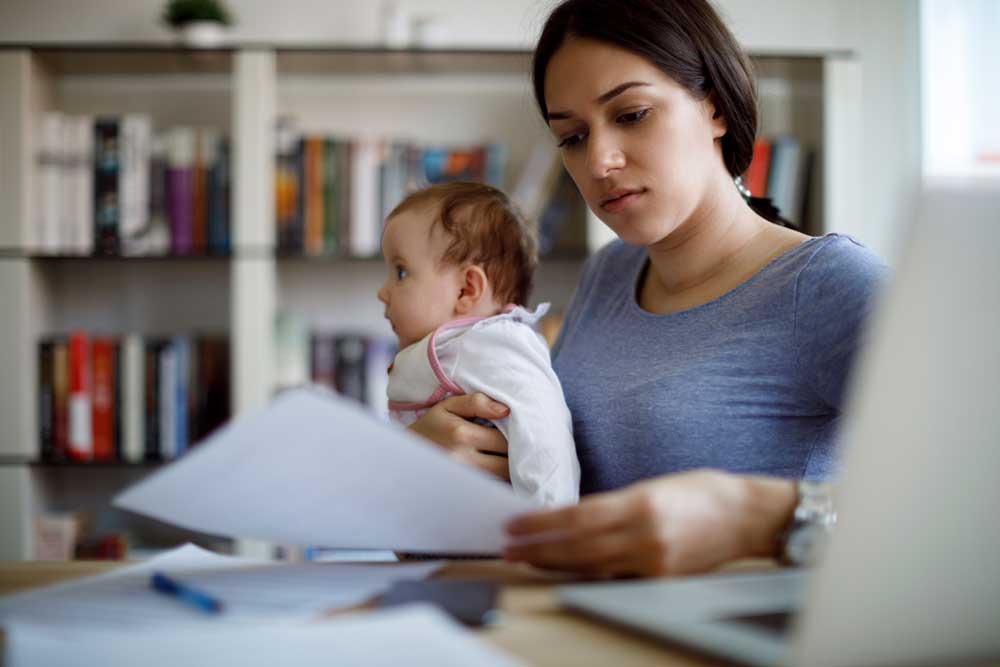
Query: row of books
274 315 397 419
35 112 231 257
742 134 812 226
37 332 230 464
274 119 506 258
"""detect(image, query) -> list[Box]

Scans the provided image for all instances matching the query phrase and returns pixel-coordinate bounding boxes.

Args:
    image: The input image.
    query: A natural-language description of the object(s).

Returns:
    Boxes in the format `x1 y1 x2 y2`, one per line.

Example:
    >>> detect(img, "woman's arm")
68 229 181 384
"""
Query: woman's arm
408 393 512 481
503 470 796 576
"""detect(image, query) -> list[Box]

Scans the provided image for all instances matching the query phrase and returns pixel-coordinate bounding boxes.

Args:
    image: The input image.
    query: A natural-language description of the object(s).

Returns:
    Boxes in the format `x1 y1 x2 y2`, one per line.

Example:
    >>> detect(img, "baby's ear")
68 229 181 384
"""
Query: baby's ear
454 265 490 315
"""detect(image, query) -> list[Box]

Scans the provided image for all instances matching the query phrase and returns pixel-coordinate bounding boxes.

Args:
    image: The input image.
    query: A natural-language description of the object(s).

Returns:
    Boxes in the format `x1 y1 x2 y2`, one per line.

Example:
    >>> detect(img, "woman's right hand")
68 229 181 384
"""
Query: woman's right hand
408 393 511 481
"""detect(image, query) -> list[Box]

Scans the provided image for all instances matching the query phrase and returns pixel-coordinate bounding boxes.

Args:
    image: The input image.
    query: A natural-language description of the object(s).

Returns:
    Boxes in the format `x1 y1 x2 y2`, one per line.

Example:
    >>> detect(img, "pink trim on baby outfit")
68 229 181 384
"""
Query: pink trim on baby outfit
393 307 522 414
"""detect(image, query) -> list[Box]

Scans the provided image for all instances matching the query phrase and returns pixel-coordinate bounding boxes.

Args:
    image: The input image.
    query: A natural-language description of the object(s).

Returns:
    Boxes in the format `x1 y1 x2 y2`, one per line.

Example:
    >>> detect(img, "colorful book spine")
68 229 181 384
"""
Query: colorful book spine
305 136 325 256
52 339 69 459
166 127 196 255
67 331 92 461
90 336 116 461
323 138 338 254
93 118 121 255
745 137 772 197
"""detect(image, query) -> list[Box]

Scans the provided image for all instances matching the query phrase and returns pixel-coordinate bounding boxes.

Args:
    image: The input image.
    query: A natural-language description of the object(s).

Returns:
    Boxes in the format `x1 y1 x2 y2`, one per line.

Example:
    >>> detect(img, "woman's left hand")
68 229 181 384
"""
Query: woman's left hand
503 470 796 577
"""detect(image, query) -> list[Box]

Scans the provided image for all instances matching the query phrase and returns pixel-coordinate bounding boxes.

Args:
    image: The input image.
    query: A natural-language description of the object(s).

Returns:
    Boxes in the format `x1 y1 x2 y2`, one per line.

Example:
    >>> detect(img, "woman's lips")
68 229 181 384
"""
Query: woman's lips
601 189 644 213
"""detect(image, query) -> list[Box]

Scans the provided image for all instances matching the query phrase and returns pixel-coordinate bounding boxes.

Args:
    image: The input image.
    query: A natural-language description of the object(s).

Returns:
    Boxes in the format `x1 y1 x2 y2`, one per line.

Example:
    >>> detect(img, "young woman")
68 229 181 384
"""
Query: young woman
410 0 887 577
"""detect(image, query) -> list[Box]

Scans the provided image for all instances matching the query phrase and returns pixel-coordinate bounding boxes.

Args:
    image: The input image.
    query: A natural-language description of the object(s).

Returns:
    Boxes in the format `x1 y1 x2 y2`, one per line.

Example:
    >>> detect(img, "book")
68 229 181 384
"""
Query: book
67 331 92 461
208 136 231 255
36 111 63 253
158 341 176 460
349 138 381 258
38 340 55 460
93 118 121 255
144 339 165 461
52 339 69 460
122 334 145 463
335 334 368 404
166 127 196 255
90 336 116 461
172 336 190 457
305 136 325 256
71 114 96 255
120 114 152 255
767 134 807 225
744 137 772 197
311 333 338 393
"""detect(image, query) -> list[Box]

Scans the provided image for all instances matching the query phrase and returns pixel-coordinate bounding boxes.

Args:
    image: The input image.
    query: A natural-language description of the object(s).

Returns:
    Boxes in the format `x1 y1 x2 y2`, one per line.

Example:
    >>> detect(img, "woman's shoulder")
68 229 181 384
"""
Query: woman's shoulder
794 233 887 281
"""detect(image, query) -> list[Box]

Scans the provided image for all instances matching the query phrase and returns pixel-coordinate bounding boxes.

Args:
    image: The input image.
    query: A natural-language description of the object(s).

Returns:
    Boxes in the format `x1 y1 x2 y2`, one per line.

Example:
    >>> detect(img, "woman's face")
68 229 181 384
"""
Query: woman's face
543 37 728 246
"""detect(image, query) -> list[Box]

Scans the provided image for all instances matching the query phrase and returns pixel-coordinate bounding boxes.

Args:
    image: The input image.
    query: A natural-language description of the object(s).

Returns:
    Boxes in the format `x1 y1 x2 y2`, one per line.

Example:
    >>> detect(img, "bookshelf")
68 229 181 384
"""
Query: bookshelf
0 44 861 560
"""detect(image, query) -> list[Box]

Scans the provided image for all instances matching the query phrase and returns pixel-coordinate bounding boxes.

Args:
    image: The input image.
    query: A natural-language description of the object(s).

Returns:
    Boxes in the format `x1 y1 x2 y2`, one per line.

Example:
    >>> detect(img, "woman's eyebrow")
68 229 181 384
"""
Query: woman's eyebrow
547 81 652 121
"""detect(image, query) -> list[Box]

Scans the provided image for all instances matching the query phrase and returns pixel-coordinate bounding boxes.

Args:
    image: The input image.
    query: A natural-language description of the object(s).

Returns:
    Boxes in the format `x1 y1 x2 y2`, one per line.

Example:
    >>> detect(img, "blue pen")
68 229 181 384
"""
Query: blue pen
150 571 224 614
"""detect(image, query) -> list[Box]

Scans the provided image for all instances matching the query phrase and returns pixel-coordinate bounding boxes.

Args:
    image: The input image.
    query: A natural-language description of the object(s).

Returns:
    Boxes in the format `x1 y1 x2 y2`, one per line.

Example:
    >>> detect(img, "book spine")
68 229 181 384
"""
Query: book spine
93 118 121 256
207 136 225 255
52 339 69 459
305 137 325 255
349 138 380 258
335 334 367 404
38 340 55 460
123 333 145 463
91 336 116 461
192 128 208 254
745 137 772 197
144 341 161 461
310 333 337 392
159 342 176 460
120 114 152 255
173 336 189 457
67 331 92 461
76 115 95 255
291 137 306 253
36 111 63 253
166 128 195 255
113 338 123 461
216 138 231 255
324 138 338 254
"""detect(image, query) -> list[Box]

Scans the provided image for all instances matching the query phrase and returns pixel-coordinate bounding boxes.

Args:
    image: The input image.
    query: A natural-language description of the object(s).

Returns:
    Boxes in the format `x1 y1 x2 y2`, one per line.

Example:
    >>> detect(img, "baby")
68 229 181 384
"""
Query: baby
377 181 579 507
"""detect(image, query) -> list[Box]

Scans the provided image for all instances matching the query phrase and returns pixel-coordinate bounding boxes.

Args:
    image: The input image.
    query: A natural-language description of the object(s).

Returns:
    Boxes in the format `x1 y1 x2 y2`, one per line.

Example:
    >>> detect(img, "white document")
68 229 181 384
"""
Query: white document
5 605 523 667
114 387 536 554
0 543 440 632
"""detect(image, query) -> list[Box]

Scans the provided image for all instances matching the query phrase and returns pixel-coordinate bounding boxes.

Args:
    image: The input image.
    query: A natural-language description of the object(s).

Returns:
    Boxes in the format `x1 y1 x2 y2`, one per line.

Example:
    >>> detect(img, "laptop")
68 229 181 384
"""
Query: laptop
557 184 1000 667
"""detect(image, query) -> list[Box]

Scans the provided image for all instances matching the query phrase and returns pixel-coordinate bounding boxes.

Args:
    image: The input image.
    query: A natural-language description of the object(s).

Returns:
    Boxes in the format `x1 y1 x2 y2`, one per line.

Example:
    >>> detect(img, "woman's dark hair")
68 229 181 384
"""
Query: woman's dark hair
533 0 786 224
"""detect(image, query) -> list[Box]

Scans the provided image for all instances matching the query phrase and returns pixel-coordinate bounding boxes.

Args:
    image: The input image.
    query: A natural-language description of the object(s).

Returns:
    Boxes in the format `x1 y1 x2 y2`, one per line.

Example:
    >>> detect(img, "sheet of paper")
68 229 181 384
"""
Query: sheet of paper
114 387 536 554
5 605 524 667
0 543 440 632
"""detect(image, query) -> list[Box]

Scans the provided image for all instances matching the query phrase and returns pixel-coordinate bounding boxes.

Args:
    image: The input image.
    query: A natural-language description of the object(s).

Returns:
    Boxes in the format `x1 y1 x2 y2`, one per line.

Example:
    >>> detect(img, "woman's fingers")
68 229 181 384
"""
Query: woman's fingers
505 491 630 536
503 524 639 569
440 393 509 421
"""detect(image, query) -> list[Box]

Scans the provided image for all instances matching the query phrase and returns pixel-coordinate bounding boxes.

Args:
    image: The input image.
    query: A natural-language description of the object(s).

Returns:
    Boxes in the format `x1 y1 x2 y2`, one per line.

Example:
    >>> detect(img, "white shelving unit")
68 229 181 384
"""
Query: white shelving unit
0 44 862 560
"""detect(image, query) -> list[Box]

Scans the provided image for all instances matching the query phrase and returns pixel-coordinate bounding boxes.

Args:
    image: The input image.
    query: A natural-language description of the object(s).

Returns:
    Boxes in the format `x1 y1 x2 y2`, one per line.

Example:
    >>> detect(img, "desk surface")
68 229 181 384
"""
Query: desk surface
0 558 775 667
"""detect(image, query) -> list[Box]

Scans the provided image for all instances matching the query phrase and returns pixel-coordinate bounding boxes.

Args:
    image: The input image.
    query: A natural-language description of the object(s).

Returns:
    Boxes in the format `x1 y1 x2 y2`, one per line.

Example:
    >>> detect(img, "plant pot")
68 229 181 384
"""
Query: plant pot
178 21 227 48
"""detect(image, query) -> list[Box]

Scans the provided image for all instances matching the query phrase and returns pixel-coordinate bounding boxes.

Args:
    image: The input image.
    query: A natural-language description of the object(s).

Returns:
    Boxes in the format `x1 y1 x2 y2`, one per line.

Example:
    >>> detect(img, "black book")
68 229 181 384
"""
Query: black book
38 340 55 461
94 118 121 255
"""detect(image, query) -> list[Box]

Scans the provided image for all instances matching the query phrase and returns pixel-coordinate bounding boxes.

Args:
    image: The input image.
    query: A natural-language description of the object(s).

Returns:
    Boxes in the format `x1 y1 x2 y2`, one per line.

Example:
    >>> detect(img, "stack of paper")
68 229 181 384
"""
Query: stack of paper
113 387 535 554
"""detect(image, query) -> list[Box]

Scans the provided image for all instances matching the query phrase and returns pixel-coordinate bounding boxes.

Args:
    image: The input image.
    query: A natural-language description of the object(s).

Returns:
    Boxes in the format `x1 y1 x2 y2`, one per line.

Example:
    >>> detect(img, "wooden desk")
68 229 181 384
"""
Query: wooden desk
0 559 774 666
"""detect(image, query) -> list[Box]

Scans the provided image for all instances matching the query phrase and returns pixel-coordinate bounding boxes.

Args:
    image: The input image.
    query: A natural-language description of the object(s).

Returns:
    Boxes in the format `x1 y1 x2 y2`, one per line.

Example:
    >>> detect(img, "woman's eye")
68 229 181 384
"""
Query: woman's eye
557 132 586 149
617 108 651 125
395 266 408 280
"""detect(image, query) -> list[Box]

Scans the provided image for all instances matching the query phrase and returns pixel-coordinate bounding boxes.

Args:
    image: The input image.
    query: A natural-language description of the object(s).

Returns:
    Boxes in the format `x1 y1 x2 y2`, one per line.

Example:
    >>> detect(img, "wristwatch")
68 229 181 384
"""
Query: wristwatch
778 480 837 567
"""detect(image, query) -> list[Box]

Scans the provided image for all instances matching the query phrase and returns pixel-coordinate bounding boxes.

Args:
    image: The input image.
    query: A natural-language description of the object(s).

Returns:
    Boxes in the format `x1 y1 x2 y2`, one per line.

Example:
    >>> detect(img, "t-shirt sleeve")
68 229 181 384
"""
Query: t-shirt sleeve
793 236 890 410
450 320 580 507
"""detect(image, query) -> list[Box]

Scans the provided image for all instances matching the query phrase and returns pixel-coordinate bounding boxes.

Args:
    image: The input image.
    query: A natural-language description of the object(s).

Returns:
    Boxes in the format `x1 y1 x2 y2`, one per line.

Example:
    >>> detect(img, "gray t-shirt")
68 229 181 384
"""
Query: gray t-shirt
552 234 888 494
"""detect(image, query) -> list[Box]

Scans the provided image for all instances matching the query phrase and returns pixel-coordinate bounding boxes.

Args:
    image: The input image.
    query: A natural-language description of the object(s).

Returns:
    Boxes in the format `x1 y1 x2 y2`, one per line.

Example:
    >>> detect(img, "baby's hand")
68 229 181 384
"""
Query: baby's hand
408 393 510 481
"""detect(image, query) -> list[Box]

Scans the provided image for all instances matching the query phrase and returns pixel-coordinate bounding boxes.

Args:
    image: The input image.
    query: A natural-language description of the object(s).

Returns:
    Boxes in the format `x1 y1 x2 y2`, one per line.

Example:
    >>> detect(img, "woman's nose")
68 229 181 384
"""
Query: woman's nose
587 130 626 179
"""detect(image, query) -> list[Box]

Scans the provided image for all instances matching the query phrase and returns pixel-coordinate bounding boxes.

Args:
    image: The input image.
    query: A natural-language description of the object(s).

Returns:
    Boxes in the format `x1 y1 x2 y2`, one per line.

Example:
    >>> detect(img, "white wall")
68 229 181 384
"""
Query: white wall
0 0 921 260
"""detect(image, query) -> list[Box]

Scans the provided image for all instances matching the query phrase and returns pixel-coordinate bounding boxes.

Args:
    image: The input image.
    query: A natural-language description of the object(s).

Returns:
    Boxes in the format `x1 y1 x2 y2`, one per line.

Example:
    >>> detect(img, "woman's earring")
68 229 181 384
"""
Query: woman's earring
734 175 752 200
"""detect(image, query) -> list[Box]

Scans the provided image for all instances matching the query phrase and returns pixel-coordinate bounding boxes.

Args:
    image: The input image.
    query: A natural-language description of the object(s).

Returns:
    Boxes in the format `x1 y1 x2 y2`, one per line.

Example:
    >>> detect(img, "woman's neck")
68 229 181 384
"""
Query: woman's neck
645 177 770 298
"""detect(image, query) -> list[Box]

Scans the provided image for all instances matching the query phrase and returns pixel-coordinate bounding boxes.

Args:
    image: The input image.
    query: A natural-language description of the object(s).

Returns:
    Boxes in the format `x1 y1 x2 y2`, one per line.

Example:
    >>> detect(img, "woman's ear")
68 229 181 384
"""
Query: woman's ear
454 265 491 315
706 93 727 139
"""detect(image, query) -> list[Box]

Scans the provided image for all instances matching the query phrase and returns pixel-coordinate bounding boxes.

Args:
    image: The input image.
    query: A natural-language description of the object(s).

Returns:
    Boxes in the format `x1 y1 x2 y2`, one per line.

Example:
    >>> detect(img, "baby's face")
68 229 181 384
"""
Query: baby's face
377 206 464 350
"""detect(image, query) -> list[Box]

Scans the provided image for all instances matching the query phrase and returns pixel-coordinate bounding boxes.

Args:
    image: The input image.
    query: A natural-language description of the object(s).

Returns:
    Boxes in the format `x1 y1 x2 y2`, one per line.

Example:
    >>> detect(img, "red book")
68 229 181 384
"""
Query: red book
744 138 772 197
68 331 92 461
91 337 116 461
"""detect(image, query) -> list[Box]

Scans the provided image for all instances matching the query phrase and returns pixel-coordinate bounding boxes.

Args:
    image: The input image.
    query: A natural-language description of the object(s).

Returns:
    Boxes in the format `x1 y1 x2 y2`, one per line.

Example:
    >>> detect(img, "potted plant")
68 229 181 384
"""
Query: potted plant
163 0 234 48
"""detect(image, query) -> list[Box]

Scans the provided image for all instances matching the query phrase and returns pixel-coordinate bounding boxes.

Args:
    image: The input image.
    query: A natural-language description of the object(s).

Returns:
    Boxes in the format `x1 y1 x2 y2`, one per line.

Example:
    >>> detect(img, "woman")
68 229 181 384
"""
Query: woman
411 0 887 577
